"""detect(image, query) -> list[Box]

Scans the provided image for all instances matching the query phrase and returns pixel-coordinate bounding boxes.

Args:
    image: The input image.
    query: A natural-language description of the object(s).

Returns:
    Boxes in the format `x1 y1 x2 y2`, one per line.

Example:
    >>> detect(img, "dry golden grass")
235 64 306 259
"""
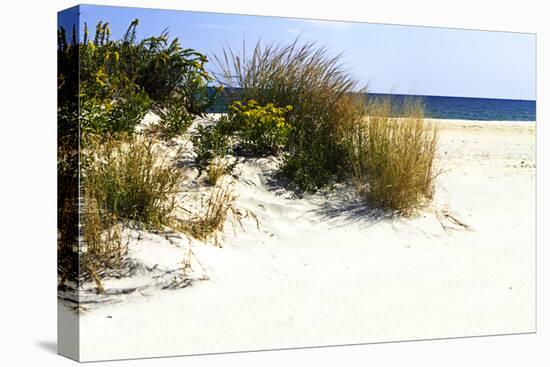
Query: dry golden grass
205 158 226 186
83 134 182 228
178 183 244 246
59 134 184 291
59 131 255 290
344 98 439 215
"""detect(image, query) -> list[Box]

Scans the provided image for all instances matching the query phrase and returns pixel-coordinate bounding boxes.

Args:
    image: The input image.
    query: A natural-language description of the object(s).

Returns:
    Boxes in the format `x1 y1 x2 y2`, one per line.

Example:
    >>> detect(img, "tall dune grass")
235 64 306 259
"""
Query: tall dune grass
344 98 439 214
60 134 247 291
60 134 184 291
83 134 182 228
214 39 364 191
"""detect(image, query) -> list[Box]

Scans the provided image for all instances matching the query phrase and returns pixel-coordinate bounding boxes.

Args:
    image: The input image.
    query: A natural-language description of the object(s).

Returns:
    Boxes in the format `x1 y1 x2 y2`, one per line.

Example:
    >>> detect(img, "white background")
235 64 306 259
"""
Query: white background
0 0 547 365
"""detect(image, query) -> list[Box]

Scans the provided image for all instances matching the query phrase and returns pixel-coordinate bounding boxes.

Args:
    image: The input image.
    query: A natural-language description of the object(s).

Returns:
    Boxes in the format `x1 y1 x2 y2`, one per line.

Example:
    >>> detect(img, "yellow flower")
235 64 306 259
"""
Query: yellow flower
95 68 106 87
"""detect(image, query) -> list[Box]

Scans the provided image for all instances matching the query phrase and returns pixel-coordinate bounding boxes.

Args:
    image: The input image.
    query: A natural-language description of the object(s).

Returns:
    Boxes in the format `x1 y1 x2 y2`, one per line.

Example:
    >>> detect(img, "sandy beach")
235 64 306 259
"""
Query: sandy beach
61 118 535 362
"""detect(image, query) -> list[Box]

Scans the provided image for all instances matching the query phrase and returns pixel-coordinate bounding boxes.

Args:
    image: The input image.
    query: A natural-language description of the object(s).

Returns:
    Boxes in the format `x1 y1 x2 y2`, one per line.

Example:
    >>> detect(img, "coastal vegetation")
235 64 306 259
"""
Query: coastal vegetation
215 40 362 192
58 20 228 289
343 98 439 215
223 100 293 155
58 20 440 291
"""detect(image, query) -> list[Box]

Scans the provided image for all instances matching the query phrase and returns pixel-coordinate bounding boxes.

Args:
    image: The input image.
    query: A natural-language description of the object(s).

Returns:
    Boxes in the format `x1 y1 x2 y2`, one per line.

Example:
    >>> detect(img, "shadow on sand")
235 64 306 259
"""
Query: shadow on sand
309 196 397 229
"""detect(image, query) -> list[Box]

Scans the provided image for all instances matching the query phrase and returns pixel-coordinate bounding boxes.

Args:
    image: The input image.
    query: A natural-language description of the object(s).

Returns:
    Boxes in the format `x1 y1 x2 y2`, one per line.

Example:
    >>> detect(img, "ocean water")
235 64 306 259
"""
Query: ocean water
206 88 536 122
370 93 536 121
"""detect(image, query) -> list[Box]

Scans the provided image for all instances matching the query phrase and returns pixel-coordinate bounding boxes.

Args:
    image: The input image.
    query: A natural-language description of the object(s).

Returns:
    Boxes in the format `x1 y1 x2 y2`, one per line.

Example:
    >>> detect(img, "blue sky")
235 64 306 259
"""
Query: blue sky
59 4 536 100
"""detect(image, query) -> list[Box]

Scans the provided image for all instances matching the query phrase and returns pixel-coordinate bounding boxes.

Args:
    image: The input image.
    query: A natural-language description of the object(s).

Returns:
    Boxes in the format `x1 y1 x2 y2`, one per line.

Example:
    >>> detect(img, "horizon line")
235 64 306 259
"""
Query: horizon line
209 86 536 102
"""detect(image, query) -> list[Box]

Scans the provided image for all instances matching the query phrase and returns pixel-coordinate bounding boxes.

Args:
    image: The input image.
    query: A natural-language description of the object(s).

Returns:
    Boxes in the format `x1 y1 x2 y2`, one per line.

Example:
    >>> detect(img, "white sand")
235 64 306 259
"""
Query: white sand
62 119 536 362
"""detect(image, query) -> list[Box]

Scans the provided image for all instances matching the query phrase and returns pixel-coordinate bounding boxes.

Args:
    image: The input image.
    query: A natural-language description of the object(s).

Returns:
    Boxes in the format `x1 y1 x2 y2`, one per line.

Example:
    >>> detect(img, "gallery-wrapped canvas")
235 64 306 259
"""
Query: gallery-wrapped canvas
57 4 536 362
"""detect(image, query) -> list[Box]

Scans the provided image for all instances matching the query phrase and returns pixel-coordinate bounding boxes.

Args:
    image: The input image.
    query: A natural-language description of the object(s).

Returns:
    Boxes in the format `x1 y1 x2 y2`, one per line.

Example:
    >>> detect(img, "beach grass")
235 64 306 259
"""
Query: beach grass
205 158 226 185
178 183 243 246
83 134 182 228
66 134 184 290
344 98 439 214
214 39 364 192
59 20 443 291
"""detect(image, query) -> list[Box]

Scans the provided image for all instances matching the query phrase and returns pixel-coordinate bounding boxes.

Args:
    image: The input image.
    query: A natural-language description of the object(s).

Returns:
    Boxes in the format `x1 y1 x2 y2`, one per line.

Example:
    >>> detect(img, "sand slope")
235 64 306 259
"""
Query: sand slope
65 119 535 361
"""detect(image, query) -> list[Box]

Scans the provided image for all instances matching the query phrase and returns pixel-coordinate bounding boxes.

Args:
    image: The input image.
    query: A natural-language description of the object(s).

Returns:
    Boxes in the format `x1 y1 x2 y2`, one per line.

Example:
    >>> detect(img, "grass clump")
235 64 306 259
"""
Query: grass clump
83 134 182 228
66 134 182 291
344 98 439 214
215 39 361 192
205 158 227 185
179 184 243 246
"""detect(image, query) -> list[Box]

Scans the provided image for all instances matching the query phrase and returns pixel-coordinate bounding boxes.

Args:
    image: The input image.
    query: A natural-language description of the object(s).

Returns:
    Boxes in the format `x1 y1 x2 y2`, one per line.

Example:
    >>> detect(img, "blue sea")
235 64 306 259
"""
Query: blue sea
207 88 535 122
370 93 536 121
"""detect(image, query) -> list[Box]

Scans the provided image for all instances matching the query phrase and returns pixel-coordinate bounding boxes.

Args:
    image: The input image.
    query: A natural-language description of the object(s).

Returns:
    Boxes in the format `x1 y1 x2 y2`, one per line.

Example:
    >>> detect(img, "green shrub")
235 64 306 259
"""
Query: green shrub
57 25 80 139
79 89 151 135
226 100 293 154
157 99 194 138
126 20 217 115
58 19 219 287
279 144 338 192
59 20 216 137
343 98 439 214
215 39 362 191
191 119 233 171
78 22 152 135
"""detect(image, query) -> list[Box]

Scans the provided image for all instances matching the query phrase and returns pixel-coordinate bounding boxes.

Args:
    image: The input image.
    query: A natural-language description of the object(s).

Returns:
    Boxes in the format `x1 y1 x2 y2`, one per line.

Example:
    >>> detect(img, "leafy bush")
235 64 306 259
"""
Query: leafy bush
343 98 439 214
78 22 152 135
58 20 217 137
157 99 194 138
215 39 362 191
226 100 292 154
57 19 221 287
191 119 233 171
57 25 80 139
125 20 217 115
79 90 151 135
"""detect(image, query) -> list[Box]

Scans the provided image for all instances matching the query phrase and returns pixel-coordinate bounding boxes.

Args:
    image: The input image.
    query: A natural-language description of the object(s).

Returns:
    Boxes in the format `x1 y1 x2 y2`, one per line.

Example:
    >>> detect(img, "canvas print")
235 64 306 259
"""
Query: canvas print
57 4 536 362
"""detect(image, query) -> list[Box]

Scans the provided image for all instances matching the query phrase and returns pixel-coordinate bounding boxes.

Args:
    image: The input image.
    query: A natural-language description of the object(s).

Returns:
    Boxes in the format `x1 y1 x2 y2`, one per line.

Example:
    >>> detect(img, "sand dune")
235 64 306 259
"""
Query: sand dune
61 119 535 362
